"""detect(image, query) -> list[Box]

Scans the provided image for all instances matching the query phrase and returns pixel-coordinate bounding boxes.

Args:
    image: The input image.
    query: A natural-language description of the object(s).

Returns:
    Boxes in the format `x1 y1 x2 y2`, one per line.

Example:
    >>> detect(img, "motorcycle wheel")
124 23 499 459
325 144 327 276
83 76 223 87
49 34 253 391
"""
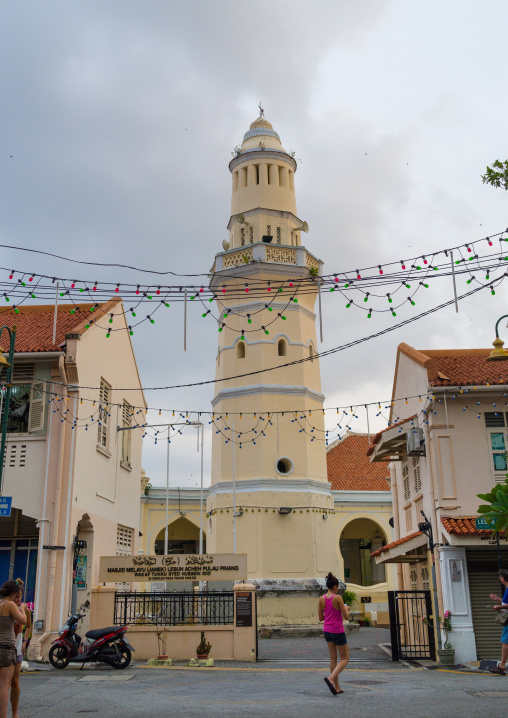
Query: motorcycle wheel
112 645 131 669
49 645 70 669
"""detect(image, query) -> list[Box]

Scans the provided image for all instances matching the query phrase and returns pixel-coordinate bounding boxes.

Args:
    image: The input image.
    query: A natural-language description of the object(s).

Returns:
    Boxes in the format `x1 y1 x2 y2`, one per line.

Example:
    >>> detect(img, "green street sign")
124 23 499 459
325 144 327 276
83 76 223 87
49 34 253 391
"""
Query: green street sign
475 517 496 530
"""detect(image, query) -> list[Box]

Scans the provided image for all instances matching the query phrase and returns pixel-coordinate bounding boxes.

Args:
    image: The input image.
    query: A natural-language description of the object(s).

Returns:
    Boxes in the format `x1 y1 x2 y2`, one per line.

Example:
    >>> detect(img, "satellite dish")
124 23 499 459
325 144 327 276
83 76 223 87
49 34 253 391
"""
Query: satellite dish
222 239 230 251
302 221 309 233
234 215 246 226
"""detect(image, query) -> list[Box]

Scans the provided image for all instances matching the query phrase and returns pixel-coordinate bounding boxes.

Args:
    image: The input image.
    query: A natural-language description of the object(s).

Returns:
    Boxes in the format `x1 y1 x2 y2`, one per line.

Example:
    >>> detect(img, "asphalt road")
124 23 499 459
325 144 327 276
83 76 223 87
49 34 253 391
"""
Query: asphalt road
17 664 508 718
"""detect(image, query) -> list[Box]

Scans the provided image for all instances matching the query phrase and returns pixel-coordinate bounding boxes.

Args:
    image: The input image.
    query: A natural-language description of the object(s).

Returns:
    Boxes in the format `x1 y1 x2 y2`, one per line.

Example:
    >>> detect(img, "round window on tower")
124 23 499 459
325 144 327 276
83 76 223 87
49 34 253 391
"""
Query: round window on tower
276 457 294 476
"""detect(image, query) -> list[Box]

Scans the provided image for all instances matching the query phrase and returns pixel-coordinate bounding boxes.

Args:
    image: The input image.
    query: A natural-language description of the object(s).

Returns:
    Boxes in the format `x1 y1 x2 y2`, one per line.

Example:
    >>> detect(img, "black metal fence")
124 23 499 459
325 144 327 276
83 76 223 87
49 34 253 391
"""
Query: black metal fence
388 590 436 661
114 591 234 626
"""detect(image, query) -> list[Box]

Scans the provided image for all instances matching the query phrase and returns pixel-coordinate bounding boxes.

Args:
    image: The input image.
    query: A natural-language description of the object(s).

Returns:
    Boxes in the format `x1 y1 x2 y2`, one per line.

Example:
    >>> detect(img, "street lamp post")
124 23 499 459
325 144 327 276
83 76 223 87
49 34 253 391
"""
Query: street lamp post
0 325 17 494
486 315 508 361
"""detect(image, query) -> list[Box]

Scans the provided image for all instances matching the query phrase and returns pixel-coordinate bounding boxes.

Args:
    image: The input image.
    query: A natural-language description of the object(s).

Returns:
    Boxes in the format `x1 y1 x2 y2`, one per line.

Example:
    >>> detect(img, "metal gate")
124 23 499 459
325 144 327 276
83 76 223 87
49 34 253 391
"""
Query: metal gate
388 590 436 661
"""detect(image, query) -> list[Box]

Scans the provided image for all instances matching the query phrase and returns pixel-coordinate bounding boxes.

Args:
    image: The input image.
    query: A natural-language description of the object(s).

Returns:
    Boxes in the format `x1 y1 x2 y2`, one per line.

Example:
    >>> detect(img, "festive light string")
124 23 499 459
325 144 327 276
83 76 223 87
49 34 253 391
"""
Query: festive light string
1 224 508 332
13 276 506 396
7 384 508 451
0 247 507 340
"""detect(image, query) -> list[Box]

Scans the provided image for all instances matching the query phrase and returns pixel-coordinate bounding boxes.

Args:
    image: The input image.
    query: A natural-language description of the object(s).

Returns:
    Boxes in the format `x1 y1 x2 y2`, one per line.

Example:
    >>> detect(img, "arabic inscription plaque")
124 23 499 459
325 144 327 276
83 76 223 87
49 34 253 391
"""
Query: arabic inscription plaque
99 553 247 583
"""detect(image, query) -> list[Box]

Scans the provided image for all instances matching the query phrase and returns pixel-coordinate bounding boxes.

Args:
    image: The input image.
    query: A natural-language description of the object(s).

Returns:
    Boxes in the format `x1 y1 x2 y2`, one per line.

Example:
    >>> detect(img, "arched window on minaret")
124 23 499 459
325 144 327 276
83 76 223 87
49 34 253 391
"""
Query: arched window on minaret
237 341 246 359
309 343 314 362
278 339 287 357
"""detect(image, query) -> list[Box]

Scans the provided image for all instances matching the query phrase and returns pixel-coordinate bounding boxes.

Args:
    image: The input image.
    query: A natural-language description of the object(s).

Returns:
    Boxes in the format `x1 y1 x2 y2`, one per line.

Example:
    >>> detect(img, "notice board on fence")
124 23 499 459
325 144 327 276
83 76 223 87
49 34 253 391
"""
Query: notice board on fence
99 553 247 583
236 591 253 627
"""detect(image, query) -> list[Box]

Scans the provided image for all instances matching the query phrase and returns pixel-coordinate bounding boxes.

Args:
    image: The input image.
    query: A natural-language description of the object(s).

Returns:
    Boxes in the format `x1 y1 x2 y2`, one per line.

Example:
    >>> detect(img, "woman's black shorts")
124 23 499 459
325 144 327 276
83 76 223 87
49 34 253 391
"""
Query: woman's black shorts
323 631 347 646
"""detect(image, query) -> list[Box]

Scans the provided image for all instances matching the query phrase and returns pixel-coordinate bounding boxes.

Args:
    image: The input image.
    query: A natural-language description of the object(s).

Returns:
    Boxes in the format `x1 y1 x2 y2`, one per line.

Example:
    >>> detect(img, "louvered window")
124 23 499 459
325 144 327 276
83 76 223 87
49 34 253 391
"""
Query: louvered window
413 457 422 494
276 227 281 244
402 463 410 501
485 412 505 427
121 401 132 466
97 379 111 451
421 566 430 591
249 226 253 244
1 364 45 434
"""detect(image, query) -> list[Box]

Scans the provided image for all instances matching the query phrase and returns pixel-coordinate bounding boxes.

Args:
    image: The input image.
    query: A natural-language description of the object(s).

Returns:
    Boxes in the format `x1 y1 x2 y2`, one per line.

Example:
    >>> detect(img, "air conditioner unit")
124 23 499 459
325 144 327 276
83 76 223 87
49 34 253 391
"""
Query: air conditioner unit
406 428 425 456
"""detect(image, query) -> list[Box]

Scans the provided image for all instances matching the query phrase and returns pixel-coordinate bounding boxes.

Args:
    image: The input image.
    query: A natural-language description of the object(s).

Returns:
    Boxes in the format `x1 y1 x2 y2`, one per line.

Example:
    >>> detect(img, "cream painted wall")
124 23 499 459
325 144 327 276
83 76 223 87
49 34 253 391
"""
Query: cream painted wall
25 302 145 658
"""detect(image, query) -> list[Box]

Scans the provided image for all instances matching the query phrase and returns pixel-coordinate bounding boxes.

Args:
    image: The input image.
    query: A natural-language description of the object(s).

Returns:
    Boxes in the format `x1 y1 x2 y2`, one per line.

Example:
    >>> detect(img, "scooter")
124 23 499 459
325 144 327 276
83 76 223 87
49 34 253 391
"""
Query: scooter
48 613 135 669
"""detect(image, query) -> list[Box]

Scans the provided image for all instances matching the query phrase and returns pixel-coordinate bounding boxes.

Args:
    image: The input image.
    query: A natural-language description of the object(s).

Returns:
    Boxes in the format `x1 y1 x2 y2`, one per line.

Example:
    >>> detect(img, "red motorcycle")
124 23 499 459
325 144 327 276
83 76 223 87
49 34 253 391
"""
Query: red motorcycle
49 613 135 669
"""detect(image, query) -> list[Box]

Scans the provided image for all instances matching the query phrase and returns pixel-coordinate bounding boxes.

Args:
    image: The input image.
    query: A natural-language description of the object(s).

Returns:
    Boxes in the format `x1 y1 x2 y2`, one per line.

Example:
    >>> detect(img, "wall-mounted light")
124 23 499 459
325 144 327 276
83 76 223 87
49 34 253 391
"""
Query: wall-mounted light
278 507 293 515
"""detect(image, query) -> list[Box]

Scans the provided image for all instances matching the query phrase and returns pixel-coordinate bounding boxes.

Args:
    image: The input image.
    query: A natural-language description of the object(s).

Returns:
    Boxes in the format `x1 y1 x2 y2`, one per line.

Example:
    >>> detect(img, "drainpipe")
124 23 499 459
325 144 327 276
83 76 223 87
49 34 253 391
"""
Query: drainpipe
389 462 403 591
34 356 68 659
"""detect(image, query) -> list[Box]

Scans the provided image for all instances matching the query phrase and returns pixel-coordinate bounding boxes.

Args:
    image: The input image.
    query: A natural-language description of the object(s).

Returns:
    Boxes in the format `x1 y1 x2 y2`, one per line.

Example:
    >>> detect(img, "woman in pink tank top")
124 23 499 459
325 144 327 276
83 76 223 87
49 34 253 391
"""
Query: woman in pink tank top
318 572 350 696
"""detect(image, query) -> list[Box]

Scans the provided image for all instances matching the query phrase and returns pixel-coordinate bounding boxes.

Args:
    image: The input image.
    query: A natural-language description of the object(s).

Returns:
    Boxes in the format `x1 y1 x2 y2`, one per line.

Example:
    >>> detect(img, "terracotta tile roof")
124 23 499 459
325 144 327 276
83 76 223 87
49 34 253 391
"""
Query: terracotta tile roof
370 531 422 557
366 415 417 456
398 343 508 387
326 432 390 491
0 300 121 352
441 516 506 538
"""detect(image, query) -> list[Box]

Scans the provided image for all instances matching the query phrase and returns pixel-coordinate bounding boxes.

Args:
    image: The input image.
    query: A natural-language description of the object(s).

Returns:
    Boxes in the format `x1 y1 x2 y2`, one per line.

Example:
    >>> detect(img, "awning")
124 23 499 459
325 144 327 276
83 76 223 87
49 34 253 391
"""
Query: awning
371 530 428 564
367 415 417 463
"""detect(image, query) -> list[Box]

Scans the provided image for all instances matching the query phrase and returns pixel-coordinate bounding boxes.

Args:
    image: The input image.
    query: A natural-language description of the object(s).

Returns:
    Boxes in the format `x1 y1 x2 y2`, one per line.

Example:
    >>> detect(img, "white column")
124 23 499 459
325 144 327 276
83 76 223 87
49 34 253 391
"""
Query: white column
438 545 477 663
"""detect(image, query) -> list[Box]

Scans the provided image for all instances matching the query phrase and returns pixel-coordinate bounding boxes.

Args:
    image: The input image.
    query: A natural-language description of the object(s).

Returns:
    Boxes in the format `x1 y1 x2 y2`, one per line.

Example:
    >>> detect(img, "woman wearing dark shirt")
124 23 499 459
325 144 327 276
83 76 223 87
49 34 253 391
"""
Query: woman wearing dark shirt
489 569 508 675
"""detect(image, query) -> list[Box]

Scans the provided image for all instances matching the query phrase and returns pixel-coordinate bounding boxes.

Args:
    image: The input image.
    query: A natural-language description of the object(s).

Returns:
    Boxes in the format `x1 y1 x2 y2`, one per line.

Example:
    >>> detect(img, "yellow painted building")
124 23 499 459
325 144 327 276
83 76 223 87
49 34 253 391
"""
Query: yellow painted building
139 114 394 625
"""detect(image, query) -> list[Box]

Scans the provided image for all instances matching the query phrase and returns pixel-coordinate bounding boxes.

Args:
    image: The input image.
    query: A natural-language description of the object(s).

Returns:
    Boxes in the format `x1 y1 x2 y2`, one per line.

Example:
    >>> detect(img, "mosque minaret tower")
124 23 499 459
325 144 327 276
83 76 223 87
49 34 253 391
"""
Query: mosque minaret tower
207 112 336 614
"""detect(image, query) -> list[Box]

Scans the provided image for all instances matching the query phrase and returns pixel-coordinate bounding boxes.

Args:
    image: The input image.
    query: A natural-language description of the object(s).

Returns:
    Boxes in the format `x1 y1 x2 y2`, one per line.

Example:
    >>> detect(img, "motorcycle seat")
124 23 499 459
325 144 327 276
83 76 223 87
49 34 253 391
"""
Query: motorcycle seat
85 626 121 640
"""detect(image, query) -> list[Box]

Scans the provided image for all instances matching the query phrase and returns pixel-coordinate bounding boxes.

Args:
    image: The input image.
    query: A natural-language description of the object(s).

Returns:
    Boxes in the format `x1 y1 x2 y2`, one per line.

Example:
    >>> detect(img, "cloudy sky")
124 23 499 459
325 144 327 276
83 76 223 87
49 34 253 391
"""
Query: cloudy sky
1 0 507 487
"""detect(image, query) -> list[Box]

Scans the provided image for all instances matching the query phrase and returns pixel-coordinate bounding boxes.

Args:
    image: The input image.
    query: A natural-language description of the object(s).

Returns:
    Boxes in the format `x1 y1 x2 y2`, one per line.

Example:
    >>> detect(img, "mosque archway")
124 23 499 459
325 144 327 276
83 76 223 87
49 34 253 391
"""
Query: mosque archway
154 516 206 555
339 518 387 586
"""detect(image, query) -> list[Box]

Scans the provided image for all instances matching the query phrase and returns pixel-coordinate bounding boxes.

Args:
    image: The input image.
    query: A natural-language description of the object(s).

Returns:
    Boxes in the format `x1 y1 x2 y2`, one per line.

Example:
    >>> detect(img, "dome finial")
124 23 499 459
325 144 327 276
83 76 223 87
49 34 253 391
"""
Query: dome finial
258 101 264 118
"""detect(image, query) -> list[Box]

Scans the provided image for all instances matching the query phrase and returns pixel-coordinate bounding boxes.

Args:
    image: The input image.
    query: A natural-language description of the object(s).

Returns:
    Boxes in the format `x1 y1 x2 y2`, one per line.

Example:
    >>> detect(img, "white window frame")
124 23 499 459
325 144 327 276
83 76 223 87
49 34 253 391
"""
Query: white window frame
97 379 111 453
121 401 132 467
486 424 508 484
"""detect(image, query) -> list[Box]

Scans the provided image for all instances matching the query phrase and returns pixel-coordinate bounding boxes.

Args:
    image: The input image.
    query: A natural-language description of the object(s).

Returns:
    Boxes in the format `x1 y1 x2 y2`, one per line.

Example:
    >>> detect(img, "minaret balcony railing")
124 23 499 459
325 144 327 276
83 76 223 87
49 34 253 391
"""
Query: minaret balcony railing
213 243 321 274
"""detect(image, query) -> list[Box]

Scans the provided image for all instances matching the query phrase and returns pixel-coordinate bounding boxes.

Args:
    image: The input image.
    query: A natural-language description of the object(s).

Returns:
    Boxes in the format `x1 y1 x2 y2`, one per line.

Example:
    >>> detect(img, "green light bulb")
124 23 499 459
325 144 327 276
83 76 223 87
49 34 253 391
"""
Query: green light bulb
202 312 207 318
344 283 349 288
79 287 84 292
415 265 421 270
265 330 269 334
281 315 286 320
132 311 136 317
363 296 368 302
268 307 273 312
293 298 298 303
367 312 372 318
346 302 351 308
392 311 397 317
248 319 252 324
130 330 133 336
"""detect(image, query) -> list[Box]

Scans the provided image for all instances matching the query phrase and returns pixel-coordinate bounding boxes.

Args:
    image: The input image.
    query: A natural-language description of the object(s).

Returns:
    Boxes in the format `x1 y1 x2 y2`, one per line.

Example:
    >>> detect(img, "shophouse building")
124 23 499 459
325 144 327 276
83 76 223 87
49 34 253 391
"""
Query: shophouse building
368 342 508 663
0 301 145 658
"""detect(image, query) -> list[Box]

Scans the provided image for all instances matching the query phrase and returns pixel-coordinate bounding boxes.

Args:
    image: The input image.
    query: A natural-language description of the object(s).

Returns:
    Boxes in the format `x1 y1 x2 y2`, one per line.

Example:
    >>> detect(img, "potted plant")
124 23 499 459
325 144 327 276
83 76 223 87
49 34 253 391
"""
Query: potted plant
364 617 370 627
196 631 212 660
155 625 169 661
437 611 454 665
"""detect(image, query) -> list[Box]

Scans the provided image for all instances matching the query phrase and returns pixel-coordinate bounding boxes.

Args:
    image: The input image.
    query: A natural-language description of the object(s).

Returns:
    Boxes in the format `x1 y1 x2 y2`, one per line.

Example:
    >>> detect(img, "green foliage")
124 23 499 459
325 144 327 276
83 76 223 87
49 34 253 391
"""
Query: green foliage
481 160 508 191
363 617 370 626
309 267 319 277
196 631 212 656
342 589 358 607
144 482 152 496
477 477 508 533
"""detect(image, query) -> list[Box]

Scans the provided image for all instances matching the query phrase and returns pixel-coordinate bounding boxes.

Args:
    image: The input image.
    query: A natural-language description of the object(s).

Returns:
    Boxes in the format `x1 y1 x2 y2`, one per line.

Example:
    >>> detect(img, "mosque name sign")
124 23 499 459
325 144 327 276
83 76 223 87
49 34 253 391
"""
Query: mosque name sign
99 553 247 582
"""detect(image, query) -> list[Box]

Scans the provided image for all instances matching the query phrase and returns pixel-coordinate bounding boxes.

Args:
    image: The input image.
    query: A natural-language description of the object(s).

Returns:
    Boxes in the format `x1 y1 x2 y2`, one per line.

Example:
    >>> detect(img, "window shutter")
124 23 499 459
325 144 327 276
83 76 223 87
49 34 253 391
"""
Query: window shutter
28 381 45 432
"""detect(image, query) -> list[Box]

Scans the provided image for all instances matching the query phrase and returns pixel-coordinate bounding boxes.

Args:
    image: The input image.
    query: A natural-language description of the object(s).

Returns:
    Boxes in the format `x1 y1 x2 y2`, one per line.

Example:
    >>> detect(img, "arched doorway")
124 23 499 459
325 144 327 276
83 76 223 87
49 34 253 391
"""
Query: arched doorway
154 517 205 555
339 518 387 586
